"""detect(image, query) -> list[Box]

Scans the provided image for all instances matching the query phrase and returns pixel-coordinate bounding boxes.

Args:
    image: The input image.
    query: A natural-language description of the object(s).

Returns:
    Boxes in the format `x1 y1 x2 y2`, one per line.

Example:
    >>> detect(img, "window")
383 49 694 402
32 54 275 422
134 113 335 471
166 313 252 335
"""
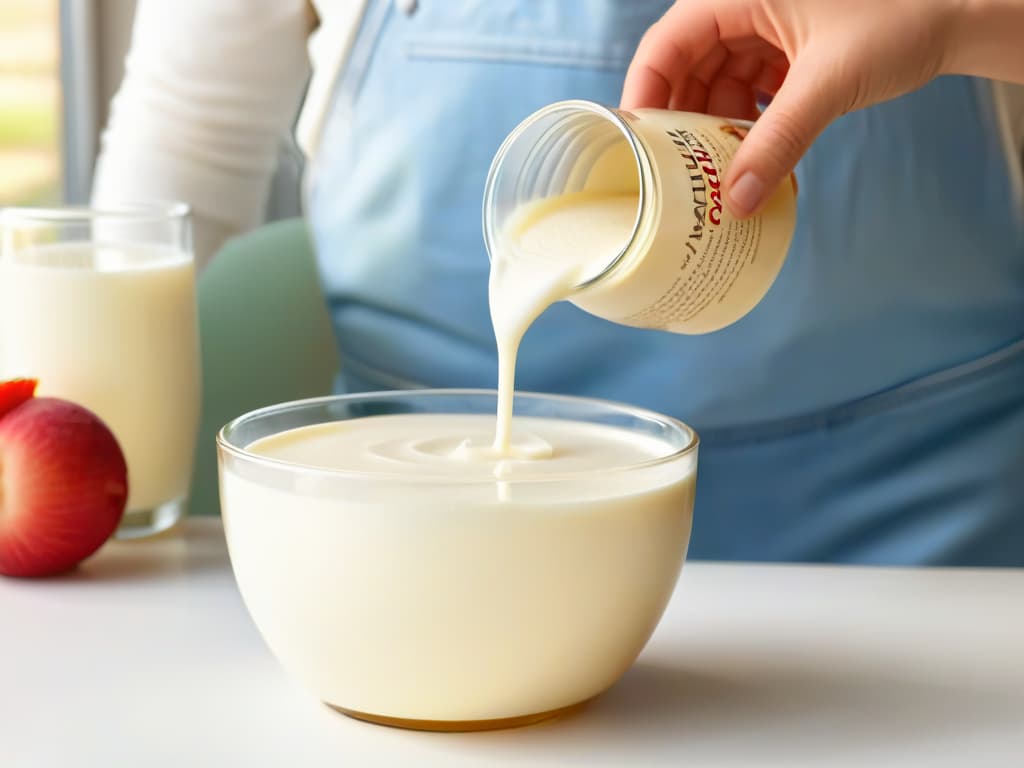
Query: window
2 1 299 218
0 0 62 206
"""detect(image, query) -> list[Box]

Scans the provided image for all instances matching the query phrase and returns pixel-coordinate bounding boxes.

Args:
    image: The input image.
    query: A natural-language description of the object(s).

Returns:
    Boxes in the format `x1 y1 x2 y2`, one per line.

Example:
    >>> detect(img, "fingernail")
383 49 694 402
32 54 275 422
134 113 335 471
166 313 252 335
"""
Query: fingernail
728 172 766 217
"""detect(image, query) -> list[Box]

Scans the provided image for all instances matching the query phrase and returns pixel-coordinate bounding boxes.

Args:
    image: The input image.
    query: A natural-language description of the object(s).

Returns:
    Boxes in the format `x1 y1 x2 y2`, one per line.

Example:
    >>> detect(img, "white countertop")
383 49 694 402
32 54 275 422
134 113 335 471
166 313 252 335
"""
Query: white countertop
3 519 1022 767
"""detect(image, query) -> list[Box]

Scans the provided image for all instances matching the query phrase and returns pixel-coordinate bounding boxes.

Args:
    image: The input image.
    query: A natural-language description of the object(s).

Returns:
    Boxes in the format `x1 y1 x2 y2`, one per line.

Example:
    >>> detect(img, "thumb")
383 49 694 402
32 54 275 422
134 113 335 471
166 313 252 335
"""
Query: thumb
725 54 847 218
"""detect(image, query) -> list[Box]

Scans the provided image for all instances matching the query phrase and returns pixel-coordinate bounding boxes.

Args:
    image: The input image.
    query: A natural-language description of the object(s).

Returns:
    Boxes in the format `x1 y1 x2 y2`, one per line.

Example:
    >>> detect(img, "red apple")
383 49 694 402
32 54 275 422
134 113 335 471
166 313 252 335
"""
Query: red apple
0 390 128 578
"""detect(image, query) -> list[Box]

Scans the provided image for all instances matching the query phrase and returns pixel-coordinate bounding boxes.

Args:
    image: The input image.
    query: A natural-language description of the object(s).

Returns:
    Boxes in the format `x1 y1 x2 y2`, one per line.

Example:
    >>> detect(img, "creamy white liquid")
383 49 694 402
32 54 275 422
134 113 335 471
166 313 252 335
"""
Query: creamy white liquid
247 413 669 480
221 412 695 721
0 243 200 511
489 191 637 451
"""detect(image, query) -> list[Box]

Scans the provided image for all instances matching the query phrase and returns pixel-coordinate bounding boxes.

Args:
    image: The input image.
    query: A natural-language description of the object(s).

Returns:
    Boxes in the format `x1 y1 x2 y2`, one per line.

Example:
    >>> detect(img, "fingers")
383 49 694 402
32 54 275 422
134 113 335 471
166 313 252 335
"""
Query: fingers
668 43 728 113
724 52 845 217
623 0 777 109
706 75 758 120
624 0 845 218
705 50 773 118
622 4 721 109
752 61 788 96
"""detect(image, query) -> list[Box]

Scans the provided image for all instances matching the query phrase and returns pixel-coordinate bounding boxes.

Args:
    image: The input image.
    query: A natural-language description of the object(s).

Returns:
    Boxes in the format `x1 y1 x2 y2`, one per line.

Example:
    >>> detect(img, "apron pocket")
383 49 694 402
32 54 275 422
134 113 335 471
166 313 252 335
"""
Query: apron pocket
405 33 634 71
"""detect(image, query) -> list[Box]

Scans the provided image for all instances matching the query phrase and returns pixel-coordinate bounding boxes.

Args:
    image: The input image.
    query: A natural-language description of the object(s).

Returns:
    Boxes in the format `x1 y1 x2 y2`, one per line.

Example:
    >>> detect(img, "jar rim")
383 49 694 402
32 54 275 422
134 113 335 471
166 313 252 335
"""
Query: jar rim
481 99 649 291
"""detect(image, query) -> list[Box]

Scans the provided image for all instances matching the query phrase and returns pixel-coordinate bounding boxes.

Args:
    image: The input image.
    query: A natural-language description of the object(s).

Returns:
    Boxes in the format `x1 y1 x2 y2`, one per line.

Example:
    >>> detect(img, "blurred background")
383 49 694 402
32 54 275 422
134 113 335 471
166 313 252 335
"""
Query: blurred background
1 0 63 206
0 0 300 216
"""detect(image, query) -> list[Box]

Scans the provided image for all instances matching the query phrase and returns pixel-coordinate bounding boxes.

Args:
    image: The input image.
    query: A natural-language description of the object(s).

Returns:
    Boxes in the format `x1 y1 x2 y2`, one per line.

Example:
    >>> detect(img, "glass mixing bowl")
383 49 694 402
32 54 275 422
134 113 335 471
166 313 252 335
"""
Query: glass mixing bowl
218 390 698 731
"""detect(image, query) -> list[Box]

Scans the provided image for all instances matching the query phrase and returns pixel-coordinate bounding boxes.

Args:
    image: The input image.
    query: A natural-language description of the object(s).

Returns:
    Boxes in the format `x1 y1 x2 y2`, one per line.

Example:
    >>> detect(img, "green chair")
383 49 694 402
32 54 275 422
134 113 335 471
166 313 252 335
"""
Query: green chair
189 218 339 516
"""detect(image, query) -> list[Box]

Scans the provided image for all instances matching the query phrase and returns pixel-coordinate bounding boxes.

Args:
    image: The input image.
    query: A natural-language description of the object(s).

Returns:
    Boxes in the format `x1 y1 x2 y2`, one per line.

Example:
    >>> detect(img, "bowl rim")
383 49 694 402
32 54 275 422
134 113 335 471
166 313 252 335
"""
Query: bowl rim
217 388 699 485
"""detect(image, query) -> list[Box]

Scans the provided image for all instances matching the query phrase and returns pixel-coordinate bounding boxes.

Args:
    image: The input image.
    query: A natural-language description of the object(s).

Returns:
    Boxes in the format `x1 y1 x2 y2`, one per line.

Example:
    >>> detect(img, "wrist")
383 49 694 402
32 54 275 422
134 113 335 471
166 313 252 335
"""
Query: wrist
941 0 1024 82
940 0 980 76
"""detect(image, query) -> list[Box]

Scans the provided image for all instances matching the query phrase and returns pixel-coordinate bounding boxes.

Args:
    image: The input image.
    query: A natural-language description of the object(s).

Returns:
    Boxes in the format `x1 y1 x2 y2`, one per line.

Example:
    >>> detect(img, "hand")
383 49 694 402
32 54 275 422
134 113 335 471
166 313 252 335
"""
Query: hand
622 0 964 218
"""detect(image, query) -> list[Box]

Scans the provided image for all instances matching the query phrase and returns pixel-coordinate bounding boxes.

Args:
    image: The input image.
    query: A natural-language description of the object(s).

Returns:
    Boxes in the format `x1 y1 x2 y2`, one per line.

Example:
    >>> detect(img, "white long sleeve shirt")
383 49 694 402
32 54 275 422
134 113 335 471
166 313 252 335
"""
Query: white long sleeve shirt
92 0 1024 268
92 0 368 267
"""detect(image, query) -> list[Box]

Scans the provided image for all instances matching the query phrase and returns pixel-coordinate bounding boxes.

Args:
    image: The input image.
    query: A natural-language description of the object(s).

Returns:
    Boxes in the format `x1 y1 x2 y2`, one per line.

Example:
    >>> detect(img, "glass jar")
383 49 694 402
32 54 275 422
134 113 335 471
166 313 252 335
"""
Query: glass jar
483 100 797 334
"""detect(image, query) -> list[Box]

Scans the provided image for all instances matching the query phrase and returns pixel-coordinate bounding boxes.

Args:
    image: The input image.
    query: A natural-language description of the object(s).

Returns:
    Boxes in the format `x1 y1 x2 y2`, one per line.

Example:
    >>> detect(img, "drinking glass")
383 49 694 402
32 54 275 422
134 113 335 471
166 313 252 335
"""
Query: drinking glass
0 204 200 539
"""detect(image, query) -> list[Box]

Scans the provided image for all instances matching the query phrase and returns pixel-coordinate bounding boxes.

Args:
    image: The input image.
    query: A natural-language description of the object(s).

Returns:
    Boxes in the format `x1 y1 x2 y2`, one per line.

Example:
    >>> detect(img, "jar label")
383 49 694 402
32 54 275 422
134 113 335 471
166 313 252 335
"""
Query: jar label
575 111 797 334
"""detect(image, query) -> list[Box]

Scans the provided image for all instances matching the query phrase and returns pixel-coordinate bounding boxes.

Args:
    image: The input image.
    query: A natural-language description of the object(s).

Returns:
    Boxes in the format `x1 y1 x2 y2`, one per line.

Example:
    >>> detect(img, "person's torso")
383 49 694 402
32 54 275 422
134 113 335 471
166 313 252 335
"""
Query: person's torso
307 0 1024 565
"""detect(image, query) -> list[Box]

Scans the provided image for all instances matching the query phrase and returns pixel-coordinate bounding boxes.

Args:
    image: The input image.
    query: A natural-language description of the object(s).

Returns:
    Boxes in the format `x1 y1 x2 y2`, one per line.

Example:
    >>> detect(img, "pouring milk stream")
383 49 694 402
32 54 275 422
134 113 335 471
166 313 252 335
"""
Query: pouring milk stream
236 103 796 489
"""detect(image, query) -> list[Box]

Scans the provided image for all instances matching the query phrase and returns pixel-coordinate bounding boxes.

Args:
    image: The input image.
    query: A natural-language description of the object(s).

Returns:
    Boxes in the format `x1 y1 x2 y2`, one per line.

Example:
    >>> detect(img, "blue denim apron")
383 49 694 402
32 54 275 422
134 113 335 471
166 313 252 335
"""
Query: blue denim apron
308 0 1024 565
